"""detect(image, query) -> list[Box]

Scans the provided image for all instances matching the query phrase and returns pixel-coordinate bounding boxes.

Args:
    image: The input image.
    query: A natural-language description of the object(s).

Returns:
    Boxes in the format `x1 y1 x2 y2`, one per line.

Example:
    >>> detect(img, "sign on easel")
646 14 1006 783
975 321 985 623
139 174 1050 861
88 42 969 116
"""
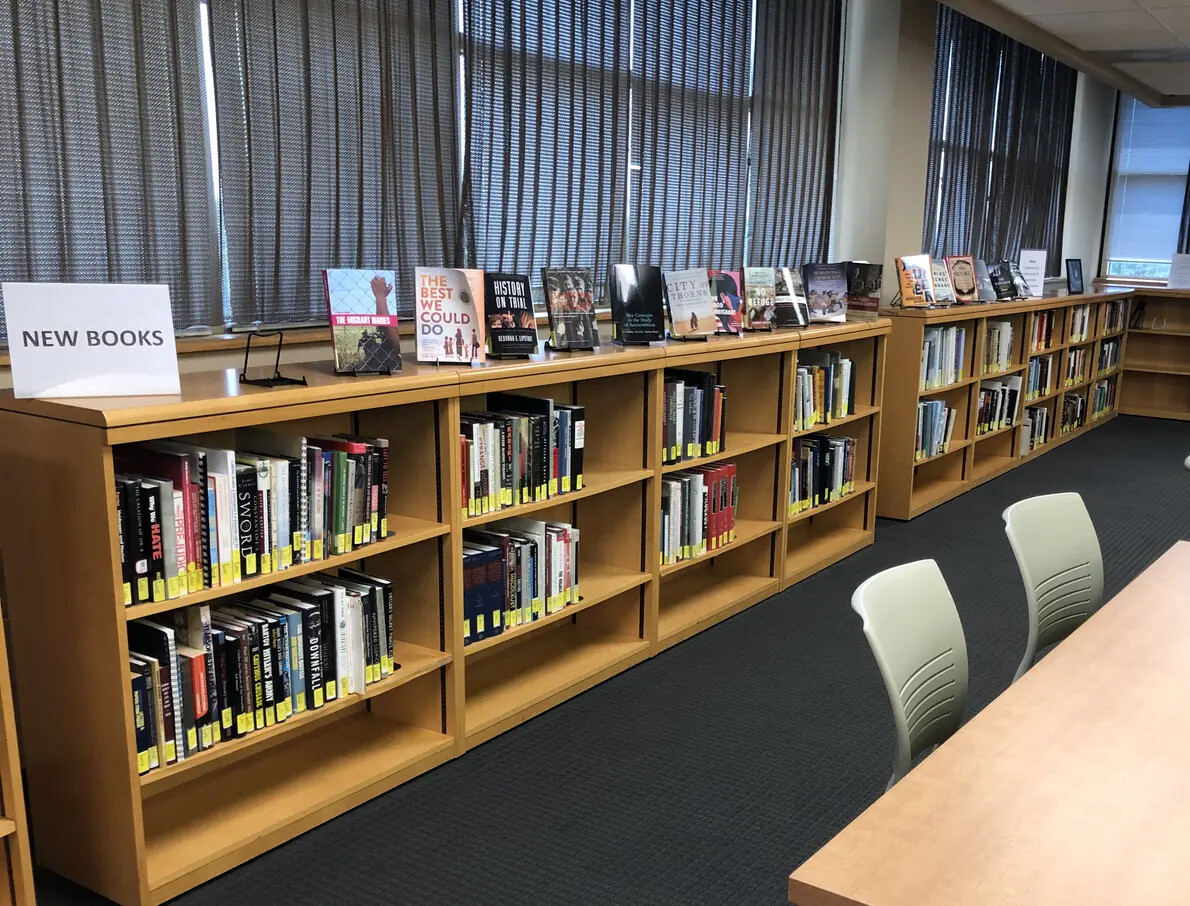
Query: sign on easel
3 283 181 399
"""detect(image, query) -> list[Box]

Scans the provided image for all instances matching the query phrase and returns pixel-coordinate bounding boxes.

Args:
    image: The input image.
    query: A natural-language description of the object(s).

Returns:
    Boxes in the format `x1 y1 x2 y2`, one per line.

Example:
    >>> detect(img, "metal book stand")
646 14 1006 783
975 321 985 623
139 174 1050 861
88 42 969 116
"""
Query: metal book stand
239 330 309 388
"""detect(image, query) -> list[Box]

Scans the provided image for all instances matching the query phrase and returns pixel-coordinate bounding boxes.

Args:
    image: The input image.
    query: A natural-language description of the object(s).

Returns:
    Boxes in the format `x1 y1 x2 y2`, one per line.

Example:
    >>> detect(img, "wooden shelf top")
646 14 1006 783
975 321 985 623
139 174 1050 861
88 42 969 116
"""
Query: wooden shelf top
791 404 880 439
658 572 778 642
1130 287 1190 298
0 816 16 839
462 464 651 526
880 289 1131 324
919 375 978 397
789 481 875 525
1128 327 1190 337
662 430 784 473
1123 362 1190 376
659 518 781 577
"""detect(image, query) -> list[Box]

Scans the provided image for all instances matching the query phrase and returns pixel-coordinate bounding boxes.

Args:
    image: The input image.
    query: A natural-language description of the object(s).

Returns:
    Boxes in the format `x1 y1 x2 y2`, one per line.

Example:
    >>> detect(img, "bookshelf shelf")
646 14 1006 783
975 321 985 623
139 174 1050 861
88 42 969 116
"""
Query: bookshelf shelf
1122 362 1190 376
661 430 784 473
974 422 1016 442
790 403 880 438
971 453 1016 482
0 818 16 840
140 641 451 791
980 364 1026 379
659 518 782 578
1127 327 1190 337
658 572 778 645
123 517 451 620
784 525 873 586
788 481 876 525
462 464 653 526
914 440 970 465
919 375 977 397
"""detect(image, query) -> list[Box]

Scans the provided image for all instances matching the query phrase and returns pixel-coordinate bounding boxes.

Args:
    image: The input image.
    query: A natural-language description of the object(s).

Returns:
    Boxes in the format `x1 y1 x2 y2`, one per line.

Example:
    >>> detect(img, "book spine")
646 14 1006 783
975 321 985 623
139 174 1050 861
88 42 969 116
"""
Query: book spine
376 444 389 538
140 484 167 603
195 456 212 590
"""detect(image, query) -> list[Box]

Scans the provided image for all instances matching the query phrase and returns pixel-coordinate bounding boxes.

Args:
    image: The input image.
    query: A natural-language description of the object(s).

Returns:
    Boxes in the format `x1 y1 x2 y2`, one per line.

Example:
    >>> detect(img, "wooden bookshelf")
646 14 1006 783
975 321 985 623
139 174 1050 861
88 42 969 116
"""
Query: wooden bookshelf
0 324 886 905
877 291 1131 520
1120 289 1190 421
0 595 34 906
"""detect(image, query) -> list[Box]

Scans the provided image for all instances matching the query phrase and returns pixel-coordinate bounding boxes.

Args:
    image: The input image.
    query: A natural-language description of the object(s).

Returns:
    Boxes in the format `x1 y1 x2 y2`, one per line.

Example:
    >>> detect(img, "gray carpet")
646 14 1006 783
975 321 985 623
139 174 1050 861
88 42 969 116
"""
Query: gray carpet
37 415 1190 905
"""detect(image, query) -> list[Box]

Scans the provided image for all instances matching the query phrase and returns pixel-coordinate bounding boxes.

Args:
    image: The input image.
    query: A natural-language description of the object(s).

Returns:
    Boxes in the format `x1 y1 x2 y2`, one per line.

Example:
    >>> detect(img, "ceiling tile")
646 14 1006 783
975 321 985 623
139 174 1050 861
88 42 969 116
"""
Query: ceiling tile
998 0 1138 13
1149 7 1190 29
1069 28 1186 49
1118 60 1190 91
1028 9 1164 32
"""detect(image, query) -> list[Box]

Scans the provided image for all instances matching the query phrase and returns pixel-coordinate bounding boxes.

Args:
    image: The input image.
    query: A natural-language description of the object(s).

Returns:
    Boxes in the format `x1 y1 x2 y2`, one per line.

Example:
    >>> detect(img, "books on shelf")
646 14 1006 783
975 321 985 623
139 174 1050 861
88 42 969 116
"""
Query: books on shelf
990 263 1019 301
462 519 579 644
915 400 956 460
1091 376 1117 420
984 321 1013 373
896 255 934 307
742 267 776 330
484 273 538 357
663 268 716 339
795 351 857 431
460 393 585 518
127 567 398 773
773 267 810 328
788 435 857 516
414 267 485 364
976 376 1021 435
1025 354 1054 400
608 264 665 344
660 463 737 566
542 267 600 349
709 270 744 335
1098 337 1121 375
1068 304 1091 343
662 370 726 465
1065 346 1088 386
930 260 957 305
1103 298 1127 334
803 263 848 323
114 432 390 605
1061 393 1086 434
323 269 402 374
845 262 882 321
945 256 978 304
920 325 966 390
1020 405 1049 454
974 259 997 302
1030 310 1055 352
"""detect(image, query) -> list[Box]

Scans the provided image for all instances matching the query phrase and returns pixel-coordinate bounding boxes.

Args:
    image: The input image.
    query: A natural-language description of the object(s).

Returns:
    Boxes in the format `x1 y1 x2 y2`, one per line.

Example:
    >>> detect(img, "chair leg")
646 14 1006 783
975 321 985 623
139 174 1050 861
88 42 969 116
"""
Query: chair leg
885 772 897 792
1013 651 1032 682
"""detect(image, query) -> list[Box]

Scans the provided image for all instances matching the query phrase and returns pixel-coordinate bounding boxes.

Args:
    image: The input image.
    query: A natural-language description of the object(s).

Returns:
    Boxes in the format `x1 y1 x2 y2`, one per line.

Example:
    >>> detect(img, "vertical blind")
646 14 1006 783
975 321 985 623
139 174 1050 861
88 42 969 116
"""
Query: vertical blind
1103 94 1190 277
629 0 751 269
923 5 1077 277
208 0 462 324
0 0 220 339
461 0 630 295
749 0 843 267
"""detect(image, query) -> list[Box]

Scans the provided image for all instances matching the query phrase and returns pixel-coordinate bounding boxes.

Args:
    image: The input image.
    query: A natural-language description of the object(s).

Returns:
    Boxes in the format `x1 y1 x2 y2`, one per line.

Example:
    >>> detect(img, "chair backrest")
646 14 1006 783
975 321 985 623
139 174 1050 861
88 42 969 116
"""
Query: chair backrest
851 559 969 783
1003 492 1104 678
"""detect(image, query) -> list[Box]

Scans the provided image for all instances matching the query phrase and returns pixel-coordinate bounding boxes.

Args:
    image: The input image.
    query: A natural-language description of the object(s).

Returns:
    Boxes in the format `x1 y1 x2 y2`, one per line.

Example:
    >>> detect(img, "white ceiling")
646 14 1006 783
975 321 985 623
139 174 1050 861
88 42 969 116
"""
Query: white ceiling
957 0 1190 104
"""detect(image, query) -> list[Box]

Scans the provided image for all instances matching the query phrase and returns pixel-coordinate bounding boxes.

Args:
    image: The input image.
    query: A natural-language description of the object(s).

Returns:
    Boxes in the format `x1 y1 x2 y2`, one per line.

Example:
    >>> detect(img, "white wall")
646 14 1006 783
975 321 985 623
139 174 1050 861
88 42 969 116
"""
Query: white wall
1060 73 1118 283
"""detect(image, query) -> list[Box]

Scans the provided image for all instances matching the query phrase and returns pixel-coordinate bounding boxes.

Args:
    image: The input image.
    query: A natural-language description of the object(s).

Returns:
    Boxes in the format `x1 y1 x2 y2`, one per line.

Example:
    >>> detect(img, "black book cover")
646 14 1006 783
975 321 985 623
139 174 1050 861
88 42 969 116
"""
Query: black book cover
211 628 233 739
338 568 396 672
117 477 147 604
193 451 211 589
542 267 599 349
235 465 259 577
175 652 196 757
116 483 129 605
211 617 250 736
277 581 336 703
667 369 716 454
991 262 1019 300
129 670 150 774
1066 258 1084 295
286 455 303 563
555 404 585 491
665 381 677 464
138 482 166 603
485 272 538 356
974 259 998 302
608 264 665 344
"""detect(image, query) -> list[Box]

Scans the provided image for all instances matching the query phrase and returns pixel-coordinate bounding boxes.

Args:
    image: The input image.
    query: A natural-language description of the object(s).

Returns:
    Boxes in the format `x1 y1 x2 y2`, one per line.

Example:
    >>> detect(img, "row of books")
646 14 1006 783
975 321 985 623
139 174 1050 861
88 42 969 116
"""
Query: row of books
660 464 738 566
895 254 1037 306
128 568 396 773
1060 393 1087 433
662 370 727 465
1065 347 1088 386
1030 311 1056 352
1068 304 1091 343
116 432 390 606
916 400 957 460
975 377 1021 436
788 436 858 516
462 520 578 645
1025 355 1055 400
1099 337 1121 374
1103 298 1127 334
460 394 585 519
983 320 1013 374
1020 405 1050 453
795 352 858 430
1090 376 1117 419
920 325 966 390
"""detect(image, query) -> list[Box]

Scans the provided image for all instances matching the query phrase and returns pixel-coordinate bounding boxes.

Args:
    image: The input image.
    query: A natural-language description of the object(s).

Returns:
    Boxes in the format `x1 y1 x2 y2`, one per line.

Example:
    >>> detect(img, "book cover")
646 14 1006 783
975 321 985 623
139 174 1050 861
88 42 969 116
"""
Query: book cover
1066 258 1084 295
896 255 935 307
990 262 1019 300
708 270 743 335
802 263 848 323
930 260 957 305
322 269 402 374
414 267 485 364
1006 261 1032 297
742 267 775 330
974 258 997 301
774 267 809 328
663 268 715 338
608 264 665 344
845 262 882 321
945 256 978 303
484 272 538 357
541 267 599 349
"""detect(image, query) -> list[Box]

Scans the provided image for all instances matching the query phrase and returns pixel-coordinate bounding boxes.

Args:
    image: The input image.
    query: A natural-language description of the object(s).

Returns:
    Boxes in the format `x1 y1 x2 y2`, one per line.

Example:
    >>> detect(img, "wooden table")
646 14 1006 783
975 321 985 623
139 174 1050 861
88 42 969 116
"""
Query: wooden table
788 540 1190 906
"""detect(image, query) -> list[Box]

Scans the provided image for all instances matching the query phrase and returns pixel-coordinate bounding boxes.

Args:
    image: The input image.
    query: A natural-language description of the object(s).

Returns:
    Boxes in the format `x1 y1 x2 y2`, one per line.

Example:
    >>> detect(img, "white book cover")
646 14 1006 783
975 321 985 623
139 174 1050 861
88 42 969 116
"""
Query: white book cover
414 267 485 364
664 268 715 338
1018 249 1046 297
931 261 957 304
211 472 235 588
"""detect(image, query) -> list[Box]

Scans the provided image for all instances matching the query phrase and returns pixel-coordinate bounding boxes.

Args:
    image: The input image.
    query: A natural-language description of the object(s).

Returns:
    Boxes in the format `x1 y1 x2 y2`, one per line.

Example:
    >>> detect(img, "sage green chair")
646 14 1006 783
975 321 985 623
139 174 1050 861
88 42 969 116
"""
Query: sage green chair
852 559 969 789
1003 492 1104 682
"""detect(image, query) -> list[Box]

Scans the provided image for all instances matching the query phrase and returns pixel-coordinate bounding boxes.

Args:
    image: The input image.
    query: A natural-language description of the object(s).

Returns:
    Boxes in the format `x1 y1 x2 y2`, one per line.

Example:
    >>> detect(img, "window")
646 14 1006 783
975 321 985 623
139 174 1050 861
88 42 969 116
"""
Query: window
1103 95 1190 281
923 6 1077 277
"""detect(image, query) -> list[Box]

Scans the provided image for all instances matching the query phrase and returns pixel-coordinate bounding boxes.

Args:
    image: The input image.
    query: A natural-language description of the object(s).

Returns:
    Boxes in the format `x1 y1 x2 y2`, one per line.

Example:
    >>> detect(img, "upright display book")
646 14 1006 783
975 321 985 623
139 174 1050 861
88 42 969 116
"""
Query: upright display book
1066 259 1084 295
802 263 847 323
323 269 403 374
989 262 1019 300
541 267 599 349
709 270 743 335
945 256 978 303
608 264 665 344
742 267 775 330
930 260 957 305
896 255 935 307
414 267 485 364
774 267 810 328
484 272 537 357
663 268 716 339
845 262 882 321
974 259 997 301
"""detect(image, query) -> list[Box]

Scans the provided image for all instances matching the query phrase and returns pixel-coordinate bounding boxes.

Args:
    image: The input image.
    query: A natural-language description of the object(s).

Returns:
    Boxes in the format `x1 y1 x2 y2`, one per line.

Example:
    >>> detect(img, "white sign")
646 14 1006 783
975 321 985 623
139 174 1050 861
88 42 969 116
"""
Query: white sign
1018 250 1047 298
1169 254 1190 289
3 283 181 399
